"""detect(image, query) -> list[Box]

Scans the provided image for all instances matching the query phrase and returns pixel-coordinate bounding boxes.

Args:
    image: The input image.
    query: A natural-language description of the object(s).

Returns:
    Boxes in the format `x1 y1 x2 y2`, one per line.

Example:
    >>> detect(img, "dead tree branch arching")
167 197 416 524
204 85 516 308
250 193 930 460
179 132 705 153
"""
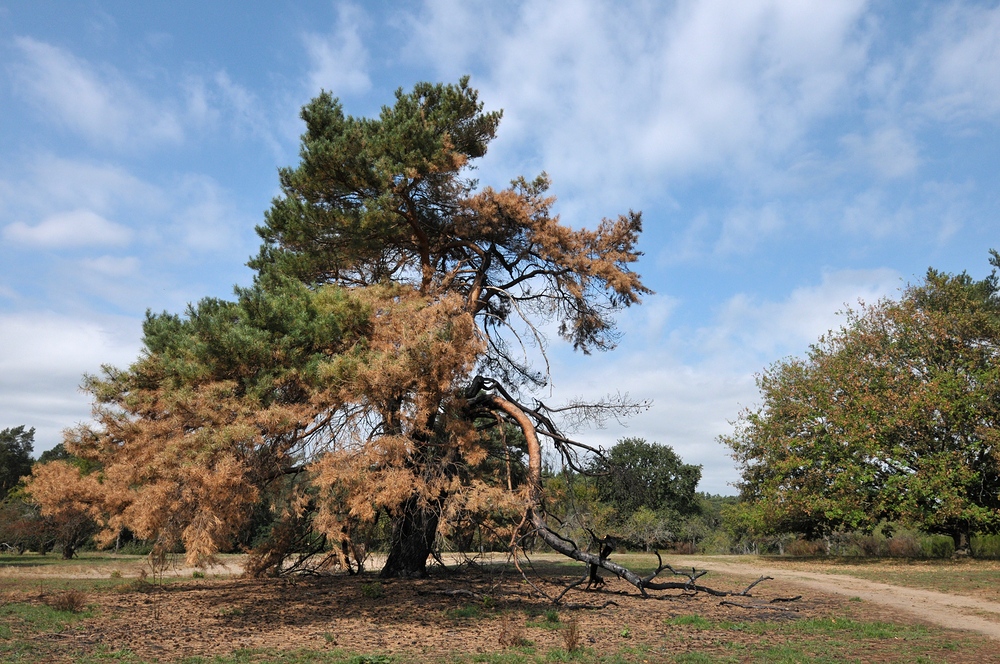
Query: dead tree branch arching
467 375 769 600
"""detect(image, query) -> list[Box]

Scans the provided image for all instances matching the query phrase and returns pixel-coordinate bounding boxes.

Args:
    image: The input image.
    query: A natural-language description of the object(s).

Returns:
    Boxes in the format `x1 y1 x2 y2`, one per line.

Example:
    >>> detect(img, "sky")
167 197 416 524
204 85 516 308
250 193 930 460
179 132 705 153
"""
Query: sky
1 1 998 495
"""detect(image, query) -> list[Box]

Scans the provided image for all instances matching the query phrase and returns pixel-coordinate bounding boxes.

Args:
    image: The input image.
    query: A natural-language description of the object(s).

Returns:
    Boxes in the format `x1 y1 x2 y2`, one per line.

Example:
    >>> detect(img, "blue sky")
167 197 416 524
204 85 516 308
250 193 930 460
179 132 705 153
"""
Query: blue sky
1 1 998 494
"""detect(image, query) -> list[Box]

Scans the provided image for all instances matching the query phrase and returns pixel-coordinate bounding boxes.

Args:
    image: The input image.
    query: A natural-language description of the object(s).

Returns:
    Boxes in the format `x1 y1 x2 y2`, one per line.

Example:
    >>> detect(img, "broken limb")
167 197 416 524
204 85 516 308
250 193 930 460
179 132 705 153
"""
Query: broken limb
469 378 779 601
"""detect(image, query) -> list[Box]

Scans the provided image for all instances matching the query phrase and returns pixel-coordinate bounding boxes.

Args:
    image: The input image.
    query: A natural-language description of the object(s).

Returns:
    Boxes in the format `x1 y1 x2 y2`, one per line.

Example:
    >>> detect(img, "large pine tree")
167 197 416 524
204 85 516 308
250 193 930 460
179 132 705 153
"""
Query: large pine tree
28 79 650 578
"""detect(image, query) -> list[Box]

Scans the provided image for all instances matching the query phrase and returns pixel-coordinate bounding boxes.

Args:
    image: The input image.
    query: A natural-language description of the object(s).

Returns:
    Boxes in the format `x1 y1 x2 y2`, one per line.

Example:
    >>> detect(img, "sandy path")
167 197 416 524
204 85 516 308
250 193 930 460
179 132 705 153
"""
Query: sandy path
683 557 1000 640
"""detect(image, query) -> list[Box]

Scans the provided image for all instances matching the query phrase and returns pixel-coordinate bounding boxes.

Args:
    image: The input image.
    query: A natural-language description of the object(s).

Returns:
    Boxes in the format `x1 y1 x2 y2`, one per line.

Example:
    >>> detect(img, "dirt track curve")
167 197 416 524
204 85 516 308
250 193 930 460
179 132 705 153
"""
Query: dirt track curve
684 557 1000 641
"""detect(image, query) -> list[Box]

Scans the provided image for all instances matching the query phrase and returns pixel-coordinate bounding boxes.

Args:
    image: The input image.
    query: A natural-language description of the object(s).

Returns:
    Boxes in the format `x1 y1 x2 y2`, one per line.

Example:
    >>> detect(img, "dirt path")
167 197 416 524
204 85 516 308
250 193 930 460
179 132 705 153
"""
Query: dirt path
683 557 1000 640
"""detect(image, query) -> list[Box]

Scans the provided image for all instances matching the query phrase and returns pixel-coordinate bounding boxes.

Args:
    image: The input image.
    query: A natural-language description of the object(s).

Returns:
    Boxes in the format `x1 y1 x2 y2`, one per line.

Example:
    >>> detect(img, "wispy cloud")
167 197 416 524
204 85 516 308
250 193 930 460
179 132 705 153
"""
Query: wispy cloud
3 210 132 248
9 37 184 148
925 2 1000 121
303 3 371 97
405 0 871 212
549 267 901 493
79 255 140 277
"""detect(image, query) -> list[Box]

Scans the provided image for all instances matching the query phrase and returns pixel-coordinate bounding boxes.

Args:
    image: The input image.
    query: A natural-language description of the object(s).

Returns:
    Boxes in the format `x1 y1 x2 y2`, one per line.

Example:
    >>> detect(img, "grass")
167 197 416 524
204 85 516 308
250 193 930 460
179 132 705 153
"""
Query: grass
447 604 483 620
0 600 96 663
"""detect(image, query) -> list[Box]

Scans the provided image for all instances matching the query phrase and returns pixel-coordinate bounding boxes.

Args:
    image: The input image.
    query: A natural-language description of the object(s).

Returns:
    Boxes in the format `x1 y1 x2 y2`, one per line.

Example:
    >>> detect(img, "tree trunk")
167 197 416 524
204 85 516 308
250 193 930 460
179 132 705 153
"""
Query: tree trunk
952 529 970 554
380 497 439 578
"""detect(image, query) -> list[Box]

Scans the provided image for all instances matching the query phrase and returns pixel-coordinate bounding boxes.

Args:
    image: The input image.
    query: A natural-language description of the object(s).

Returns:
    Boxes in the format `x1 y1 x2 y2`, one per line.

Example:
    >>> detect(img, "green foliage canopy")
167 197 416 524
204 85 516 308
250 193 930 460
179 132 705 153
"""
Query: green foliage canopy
592 437 701 520
723 252 1000 547
0 426 34 499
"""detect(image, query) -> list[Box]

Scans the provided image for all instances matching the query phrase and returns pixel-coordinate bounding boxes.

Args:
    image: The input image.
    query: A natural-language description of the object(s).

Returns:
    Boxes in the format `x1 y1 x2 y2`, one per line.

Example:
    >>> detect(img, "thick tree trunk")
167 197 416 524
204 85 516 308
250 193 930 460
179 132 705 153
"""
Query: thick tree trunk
952 529 971 554
380 497 439 578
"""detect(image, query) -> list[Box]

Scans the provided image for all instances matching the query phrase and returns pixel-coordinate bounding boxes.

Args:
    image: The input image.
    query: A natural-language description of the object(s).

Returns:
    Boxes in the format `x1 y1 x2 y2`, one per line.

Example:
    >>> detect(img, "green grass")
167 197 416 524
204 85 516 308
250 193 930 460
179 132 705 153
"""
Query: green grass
0 601 96 663
524 608 563 629
447 604 483 620
666 615 713 629
360 581 384 599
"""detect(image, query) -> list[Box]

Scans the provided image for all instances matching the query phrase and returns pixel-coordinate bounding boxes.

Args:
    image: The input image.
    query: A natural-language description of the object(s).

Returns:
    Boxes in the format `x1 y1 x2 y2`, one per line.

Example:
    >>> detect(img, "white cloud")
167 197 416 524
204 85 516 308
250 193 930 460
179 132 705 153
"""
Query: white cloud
303 3 371 96
406 0 871 211
840 126 921 180
16 155 164 217
80 255 140 277
0 313 141 451
9 37 183 148
707 268 901 364
714 205 785 256
548 267 902 494
3 210 132 248
168 175 250 253
926 2 1000 121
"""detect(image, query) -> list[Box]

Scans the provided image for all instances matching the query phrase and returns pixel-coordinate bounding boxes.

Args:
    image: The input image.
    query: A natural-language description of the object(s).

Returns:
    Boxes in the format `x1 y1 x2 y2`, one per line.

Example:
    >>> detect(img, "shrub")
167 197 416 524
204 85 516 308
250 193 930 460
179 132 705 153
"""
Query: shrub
561 620 580 652
971 534 1000 559
785 538 825 556
45 589 87 613
360 581 383 599
887 534 922 558
498 614 530 648
921 535 954 559
858 535 888 557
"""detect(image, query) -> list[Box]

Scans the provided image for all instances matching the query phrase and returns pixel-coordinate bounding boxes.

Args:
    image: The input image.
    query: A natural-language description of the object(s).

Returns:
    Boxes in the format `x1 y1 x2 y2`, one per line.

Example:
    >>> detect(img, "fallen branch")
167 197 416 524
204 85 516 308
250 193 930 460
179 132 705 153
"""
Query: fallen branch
559 600 620 610
474 381 790 603
738 575 774 596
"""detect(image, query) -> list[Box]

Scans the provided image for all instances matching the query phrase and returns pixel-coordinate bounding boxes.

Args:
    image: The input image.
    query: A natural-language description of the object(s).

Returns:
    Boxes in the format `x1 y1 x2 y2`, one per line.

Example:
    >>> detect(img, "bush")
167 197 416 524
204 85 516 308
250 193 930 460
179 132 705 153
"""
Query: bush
858 535 888 557
785 538 825 556
971 534 1000 559
921 535 954 559
45 589 87 613
887 534 922 558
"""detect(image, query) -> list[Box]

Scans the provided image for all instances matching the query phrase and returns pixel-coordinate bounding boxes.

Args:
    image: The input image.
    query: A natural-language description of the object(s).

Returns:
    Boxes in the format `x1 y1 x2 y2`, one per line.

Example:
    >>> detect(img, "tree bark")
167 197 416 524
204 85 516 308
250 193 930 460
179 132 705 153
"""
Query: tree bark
380 497 439 578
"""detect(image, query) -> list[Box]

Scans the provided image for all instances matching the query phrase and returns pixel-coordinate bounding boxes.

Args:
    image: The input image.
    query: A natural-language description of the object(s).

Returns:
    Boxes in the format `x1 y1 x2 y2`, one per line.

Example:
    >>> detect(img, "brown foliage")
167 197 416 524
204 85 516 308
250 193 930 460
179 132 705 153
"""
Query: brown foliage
25 80 651 579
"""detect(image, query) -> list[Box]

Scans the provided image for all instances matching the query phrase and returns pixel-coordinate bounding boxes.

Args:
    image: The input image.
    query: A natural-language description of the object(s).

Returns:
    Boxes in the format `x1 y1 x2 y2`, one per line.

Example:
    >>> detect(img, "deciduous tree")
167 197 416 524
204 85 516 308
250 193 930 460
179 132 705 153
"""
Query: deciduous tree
724 253 1000 550
0 426 34 500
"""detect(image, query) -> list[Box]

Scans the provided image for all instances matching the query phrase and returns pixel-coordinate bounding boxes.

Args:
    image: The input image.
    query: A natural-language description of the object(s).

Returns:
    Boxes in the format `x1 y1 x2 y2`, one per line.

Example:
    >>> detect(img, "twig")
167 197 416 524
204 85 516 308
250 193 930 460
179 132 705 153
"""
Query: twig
737 575 774 596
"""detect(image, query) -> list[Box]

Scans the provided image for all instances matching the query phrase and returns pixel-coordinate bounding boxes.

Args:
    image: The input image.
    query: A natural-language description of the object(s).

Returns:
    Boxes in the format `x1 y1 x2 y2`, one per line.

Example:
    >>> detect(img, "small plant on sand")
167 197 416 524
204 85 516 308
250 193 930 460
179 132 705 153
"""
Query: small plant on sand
447 604 482 620
360 581 383 599
667 615 713 630
498 614 531 648
45 589 87 613
561 619 581 652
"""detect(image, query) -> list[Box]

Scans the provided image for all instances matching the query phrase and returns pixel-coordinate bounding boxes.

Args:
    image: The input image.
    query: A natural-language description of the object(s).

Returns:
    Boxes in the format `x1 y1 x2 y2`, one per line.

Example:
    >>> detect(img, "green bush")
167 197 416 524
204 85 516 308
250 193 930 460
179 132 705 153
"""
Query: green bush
920 535 954 559
971 534 1000 559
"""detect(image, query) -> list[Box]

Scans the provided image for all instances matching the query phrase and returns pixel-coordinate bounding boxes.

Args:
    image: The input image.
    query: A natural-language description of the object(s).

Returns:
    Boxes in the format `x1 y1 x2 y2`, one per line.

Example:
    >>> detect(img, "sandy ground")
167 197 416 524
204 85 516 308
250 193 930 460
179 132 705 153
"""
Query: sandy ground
684 556 1000 640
